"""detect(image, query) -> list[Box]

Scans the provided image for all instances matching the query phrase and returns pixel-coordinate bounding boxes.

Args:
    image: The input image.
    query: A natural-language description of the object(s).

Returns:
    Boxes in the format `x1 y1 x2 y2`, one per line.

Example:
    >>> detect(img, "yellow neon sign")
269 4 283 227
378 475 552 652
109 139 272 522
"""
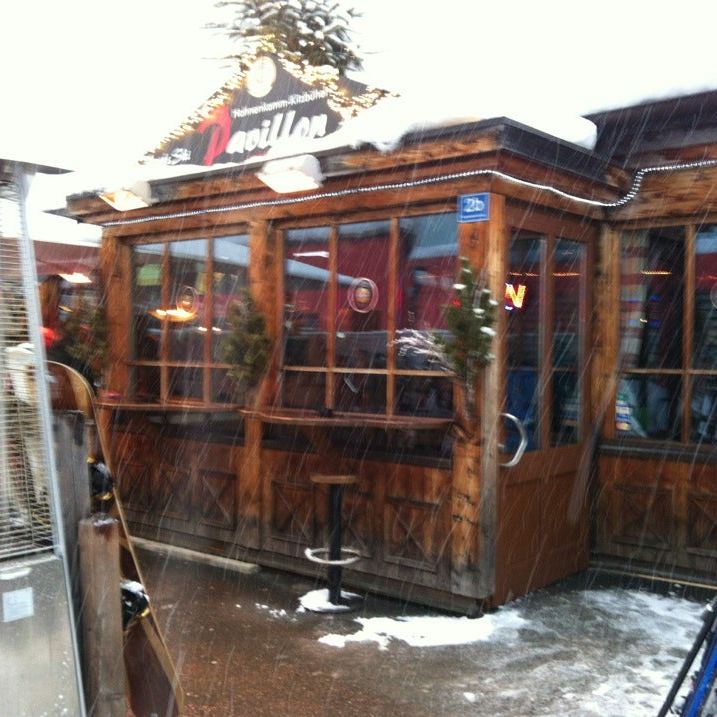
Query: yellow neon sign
505 282 527 310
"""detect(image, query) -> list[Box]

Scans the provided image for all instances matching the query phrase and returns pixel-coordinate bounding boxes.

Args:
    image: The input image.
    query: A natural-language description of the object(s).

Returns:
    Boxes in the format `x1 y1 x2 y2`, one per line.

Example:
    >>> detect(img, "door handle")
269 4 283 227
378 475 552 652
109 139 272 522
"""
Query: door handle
498 412 528 467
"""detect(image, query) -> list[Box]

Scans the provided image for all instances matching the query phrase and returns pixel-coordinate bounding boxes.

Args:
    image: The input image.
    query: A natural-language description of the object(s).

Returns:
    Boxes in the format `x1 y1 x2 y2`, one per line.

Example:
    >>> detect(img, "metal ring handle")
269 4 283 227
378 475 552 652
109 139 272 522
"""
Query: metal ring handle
498 412 528 468
304 546 362 566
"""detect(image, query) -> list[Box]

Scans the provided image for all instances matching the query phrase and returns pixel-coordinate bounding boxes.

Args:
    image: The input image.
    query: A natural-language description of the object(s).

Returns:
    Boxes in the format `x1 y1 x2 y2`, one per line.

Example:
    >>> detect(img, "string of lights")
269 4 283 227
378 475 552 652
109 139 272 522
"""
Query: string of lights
101 156 717 228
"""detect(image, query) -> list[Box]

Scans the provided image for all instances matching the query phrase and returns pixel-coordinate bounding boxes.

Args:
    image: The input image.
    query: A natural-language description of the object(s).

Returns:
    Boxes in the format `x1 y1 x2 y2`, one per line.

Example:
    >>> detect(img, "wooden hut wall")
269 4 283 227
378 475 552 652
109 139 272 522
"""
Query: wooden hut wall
84 124 628 610
592 162 717 582
94 173 600 611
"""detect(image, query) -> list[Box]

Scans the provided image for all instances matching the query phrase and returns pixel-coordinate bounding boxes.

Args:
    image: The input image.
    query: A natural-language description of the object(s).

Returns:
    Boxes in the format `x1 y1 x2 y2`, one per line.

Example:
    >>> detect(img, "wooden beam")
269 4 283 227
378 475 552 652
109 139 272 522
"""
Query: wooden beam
386 218 399 415
248 219 275 409
593 226 621 439
100 235 130 395
78 516 127 717
449 193 506 599
327 226 338 409
478 193 507 599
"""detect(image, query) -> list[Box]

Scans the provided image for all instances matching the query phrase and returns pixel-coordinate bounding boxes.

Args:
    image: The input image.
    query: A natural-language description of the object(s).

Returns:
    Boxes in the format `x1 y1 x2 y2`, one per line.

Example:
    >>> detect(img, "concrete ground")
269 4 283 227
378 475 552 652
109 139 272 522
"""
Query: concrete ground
136 543 713 717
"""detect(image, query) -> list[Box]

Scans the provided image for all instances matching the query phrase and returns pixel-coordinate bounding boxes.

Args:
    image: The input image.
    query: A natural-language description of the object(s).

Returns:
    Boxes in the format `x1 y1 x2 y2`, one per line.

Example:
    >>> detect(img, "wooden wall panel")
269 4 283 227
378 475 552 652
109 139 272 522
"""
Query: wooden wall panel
596 453 717 579
494 445 590 605
270 481 314 546
542 471 588 554
686 492 717 554
196 445 237 531
258 448 451 588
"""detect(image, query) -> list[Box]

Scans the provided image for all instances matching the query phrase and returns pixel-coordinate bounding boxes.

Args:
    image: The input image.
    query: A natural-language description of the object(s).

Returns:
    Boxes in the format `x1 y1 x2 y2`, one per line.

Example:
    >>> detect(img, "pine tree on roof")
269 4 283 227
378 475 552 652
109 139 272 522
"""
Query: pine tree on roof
215 0 362 74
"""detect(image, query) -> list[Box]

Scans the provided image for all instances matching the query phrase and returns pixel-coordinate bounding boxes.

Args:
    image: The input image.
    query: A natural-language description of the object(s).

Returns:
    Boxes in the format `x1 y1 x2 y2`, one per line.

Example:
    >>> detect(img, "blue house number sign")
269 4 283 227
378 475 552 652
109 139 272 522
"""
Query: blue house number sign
458 193 490 223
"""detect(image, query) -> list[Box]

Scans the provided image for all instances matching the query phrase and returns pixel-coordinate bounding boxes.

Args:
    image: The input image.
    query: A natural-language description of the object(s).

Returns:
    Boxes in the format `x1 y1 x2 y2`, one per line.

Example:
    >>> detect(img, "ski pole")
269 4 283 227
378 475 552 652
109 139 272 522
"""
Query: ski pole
657 596 717 717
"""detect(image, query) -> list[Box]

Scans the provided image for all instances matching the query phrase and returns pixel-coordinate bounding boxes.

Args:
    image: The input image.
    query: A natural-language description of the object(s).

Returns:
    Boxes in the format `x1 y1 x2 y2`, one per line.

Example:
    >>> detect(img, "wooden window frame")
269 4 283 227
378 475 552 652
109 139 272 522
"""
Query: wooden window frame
612 221 717 446
505 217 592 451
127 232 250 407
280 211 459 417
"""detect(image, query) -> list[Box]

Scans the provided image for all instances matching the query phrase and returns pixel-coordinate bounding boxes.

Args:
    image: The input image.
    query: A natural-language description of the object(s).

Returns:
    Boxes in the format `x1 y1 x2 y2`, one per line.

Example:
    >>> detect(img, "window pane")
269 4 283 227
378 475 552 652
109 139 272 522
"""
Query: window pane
395 376 453 417
551 239 584 445
168 239 207 362
168 366 203 401
552 370 579 445
284 227 331 366
212 368 235 404
282 371 326 410
334 373 386 414
336 221 390 369
213 234 250 361
691 376 717 444
505 233 543 450
134 365 160 402
132 243 164 361
620 228 684 370
396 213 458 369
615 374 681 440
694 225 717 369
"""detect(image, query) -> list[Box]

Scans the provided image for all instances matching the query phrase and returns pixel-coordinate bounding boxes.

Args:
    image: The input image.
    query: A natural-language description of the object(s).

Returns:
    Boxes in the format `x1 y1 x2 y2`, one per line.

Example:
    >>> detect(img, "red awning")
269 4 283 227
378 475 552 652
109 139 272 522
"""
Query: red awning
34 240 98 279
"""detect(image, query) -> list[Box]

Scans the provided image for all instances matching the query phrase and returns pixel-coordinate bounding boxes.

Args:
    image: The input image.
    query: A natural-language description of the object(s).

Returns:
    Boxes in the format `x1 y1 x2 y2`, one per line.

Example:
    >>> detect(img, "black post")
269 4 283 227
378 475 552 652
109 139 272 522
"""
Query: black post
327 484 343 604
657 596 717 717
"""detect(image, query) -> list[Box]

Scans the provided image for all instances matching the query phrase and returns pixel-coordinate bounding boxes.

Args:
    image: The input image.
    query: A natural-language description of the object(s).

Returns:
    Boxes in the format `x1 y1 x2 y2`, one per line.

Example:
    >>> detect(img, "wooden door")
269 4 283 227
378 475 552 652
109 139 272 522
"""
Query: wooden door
493 222 594 604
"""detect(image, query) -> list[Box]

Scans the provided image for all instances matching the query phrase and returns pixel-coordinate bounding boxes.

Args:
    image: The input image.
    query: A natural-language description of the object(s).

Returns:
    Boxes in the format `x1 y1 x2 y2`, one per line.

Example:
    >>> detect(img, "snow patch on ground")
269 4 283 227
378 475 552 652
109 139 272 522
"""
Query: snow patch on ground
297 588 361 613
254 602 289 619
291 584 707 714
317 608 528 650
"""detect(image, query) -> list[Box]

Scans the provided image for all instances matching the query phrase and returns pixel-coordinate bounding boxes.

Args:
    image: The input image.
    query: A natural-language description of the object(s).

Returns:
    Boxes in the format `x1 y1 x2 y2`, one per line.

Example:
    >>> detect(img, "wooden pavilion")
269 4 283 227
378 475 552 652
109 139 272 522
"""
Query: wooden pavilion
58 53 717 612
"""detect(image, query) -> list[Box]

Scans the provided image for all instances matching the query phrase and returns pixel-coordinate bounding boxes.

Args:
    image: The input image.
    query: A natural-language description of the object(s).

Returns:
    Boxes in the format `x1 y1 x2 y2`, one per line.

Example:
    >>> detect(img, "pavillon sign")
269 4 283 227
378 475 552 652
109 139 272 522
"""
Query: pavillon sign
153 55 372 167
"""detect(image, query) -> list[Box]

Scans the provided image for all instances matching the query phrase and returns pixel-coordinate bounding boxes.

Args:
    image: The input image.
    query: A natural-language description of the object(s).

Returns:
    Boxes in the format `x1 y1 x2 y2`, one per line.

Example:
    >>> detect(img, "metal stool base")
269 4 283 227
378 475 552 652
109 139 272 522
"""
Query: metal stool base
304 546 362 567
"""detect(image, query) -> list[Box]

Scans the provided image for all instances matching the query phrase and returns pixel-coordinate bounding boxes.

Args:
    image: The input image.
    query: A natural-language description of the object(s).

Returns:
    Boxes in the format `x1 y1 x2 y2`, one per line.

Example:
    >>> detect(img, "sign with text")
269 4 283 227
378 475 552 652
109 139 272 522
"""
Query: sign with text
152 55 381 167
458 193 490 223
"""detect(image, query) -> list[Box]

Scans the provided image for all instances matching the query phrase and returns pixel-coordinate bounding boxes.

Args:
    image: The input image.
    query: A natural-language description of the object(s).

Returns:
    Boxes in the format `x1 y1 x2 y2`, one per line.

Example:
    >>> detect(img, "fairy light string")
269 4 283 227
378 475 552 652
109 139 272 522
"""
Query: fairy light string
101 157 717 228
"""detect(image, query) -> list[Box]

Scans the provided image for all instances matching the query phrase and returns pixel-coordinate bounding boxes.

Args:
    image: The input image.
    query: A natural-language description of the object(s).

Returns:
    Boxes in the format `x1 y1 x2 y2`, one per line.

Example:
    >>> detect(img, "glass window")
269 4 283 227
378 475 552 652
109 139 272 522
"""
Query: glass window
691 376 717 444
395 376 453 417
551 239 584 445
134 365 160 403
284 227 331 367
336 220 390 370
130 234 251 405
505 233 543 451
168 239 207 363
615 228 687 443
396 213 458 369
616 374 681 440
168 366 203 402
694 225 717 370
334 373 386 414
619 228 684 370
280 215 458 418
282 371 326 410
213 235 250 361
132 243 164 362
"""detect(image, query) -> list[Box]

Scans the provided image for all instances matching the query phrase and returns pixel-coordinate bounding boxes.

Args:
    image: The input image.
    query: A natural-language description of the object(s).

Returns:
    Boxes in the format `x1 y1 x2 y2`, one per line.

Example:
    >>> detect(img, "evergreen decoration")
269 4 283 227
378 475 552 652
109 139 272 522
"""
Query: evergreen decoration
64 299 109 386
394 257 497 424
435 256 498 385
220 289 272 392
215 0 363 74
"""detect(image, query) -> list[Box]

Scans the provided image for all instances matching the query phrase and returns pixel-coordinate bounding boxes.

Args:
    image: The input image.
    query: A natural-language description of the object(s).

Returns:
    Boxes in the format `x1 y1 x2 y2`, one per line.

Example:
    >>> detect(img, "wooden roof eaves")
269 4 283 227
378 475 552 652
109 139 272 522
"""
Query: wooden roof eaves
62 119 623 228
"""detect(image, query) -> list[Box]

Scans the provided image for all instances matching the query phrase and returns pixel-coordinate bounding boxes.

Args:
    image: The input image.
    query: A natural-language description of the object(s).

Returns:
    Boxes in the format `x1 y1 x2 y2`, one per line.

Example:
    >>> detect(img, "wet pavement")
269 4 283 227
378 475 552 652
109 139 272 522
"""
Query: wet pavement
137 544 714 717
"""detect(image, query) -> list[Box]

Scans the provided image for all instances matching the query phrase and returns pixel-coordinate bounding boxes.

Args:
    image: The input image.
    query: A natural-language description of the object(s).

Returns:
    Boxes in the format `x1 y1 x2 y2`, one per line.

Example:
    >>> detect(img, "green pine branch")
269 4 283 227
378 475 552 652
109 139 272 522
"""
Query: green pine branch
215 0 363 74
220 288 272 389
435 257 498 385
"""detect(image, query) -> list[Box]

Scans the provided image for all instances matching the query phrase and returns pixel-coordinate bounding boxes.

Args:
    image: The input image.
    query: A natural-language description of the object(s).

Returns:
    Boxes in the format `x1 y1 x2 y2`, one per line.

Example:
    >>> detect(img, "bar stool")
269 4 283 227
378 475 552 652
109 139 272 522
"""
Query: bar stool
305 474 362 609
